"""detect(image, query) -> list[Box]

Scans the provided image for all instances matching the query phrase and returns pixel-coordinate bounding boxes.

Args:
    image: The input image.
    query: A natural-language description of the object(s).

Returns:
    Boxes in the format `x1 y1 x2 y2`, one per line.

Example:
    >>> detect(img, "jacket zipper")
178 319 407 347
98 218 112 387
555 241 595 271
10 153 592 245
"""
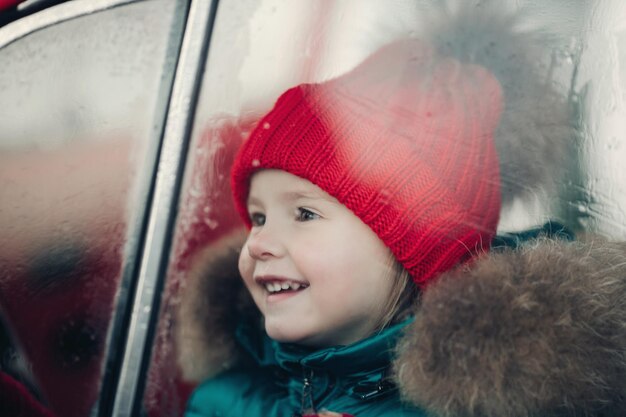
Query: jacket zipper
300 368 316 416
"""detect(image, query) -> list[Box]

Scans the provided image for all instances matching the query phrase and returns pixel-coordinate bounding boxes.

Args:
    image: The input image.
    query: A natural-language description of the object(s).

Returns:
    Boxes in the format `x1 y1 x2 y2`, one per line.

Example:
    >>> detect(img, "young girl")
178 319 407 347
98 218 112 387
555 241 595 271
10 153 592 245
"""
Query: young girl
178 30 626 417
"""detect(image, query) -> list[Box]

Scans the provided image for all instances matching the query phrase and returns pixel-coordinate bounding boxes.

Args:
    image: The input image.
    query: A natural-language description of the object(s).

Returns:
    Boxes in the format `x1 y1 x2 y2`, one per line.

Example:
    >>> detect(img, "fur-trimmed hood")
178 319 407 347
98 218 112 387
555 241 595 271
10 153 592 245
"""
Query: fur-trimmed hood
177 230 626 417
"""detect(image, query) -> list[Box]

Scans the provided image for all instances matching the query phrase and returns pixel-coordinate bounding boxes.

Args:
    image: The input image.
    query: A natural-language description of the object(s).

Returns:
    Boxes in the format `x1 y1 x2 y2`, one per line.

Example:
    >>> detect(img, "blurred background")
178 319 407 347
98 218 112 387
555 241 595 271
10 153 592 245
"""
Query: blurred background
1 0 625 416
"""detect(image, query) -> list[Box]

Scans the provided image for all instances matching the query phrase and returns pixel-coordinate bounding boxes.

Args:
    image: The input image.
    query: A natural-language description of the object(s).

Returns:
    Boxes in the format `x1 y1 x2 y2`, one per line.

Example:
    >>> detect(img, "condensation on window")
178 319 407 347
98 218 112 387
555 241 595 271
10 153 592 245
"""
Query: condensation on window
568 1 626 239
144 1 626 416
0 1 180 416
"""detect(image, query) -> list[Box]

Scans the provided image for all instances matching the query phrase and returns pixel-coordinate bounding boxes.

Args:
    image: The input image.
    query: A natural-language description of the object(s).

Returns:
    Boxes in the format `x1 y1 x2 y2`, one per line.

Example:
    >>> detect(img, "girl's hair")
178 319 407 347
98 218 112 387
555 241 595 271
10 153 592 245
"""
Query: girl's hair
376 256 420 331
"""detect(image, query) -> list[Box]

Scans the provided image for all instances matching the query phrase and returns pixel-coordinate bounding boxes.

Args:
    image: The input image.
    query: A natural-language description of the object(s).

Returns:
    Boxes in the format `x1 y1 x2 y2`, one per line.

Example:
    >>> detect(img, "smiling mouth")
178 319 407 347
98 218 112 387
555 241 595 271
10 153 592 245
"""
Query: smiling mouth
256 277 309 294
264 281 308 293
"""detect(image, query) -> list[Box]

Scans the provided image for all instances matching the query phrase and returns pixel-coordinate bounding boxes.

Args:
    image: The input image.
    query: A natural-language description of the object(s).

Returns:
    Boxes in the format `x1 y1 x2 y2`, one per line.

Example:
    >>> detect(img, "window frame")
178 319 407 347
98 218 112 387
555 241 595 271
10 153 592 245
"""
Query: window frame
0 0 220 415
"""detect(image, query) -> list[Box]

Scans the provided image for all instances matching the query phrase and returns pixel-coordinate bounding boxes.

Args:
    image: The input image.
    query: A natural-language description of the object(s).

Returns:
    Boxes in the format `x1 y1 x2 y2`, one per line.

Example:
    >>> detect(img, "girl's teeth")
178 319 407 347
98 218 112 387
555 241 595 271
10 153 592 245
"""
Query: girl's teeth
264 281 307 293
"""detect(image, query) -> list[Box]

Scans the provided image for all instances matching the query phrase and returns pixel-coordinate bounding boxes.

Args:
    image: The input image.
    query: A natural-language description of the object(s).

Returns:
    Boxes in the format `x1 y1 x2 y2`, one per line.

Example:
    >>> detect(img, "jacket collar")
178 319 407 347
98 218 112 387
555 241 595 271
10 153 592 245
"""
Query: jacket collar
235 317 414 409
235 317 412 376
273 318 412 375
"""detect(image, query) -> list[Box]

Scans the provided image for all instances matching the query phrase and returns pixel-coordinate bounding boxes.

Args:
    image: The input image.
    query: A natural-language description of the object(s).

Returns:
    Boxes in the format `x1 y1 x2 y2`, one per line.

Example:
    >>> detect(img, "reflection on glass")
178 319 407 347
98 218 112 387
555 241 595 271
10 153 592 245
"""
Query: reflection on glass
146 1 626 416
0 1 179 416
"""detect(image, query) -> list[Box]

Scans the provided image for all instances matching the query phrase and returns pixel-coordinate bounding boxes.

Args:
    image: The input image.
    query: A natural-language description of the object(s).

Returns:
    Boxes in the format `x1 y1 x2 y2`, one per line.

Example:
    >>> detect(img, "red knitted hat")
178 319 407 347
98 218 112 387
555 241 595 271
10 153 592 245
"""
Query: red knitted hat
231 39 503 287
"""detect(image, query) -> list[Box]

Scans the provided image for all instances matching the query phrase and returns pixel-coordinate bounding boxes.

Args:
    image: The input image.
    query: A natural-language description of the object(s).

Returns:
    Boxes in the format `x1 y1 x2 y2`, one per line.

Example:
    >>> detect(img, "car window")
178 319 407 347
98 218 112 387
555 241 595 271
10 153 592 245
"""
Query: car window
143 1 626 416
0 1 184 416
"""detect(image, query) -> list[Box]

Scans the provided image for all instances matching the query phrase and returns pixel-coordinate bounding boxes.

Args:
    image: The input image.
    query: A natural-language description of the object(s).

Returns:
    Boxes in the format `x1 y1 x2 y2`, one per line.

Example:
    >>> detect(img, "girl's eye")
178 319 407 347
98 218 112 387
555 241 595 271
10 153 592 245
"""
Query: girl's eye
250 212 266 226
296 207 320 222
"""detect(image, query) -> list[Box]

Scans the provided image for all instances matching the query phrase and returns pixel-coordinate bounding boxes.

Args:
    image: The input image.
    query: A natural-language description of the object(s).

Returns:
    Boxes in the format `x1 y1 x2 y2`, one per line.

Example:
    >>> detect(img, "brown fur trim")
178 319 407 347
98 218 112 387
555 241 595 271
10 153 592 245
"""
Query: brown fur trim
395 237 626 417
176 229 259 382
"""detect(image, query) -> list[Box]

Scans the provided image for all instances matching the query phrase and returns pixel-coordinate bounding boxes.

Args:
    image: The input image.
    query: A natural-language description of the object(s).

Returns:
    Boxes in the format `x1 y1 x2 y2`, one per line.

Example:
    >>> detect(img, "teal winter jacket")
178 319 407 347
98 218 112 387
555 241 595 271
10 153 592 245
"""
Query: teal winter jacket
178 227 626 417
186 319 425 416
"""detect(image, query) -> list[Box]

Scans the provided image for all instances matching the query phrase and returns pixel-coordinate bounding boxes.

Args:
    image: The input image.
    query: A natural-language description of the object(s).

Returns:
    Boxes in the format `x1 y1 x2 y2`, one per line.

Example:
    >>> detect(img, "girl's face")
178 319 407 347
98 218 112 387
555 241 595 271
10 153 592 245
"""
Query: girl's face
238 169 396 347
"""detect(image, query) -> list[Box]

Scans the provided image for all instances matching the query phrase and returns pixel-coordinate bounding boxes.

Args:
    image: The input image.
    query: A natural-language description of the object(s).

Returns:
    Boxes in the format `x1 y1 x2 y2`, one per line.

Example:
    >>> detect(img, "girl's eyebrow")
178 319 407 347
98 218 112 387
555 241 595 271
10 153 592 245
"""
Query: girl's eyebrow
283 190 338 203
247 195 263 207
247 190 337 207
284 190 328 201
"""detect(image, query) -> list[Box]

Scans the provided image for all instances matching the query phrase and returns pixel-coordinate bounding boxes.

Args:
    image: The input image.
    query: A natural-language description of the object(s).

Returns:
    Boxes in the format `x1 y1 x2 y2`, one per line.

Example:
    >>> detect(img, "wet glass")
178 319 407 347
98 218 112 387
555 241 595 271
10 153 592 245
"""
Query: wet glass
0 1 183 416
566 1 626 238
144 1 626 416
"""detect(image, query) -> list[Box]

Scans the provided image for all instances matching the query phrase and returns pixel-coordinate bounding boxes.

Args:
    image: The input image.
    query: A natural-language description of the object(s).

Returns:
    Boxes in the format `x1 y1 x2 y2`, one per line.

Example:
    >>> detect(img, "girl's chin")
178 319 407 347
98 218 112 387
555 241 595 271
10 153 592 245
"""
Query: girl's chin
264 323 322 346
265 324 308 344
263 314 376 347
264 323 343 348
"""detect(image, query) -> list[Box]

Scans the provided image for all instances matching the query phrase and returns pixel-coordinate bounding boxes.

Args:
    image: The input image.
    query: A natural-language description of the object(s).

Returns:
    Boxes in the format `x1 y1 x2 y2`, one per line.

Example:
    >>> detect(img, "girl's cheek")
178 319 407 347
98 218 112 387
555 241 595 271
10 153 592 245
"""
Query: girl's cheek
238 244 254 282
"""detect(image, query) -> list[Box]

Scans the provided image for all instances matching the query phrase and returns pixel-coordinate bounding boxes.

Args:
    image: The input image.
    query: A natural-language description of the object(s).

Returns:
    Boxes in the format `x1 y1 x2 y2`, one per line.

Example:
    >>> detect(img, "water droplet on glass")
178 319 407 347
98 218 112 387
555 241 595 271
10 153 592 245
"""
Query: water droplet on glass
204 218 219 230
190 186 201 198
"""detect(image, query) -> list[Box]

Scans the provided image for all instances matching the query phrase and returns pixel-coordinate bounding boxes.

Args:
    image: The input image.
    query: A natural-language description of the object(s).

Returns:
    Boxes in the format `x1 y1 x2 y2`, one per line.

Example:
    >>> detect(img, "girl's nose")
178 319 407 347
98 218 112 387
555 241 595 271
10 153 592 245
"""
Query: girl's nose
246 227 285 260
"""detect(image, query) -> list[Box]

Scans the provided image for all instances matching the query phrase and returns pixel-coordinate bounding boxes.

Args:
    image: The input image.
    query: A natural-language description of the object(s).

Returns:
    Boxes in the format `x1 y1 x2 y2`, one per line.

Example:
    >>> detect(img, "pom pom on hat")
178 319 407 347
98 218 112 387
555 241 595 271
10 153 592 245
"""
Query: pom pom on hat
231 39 503 287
